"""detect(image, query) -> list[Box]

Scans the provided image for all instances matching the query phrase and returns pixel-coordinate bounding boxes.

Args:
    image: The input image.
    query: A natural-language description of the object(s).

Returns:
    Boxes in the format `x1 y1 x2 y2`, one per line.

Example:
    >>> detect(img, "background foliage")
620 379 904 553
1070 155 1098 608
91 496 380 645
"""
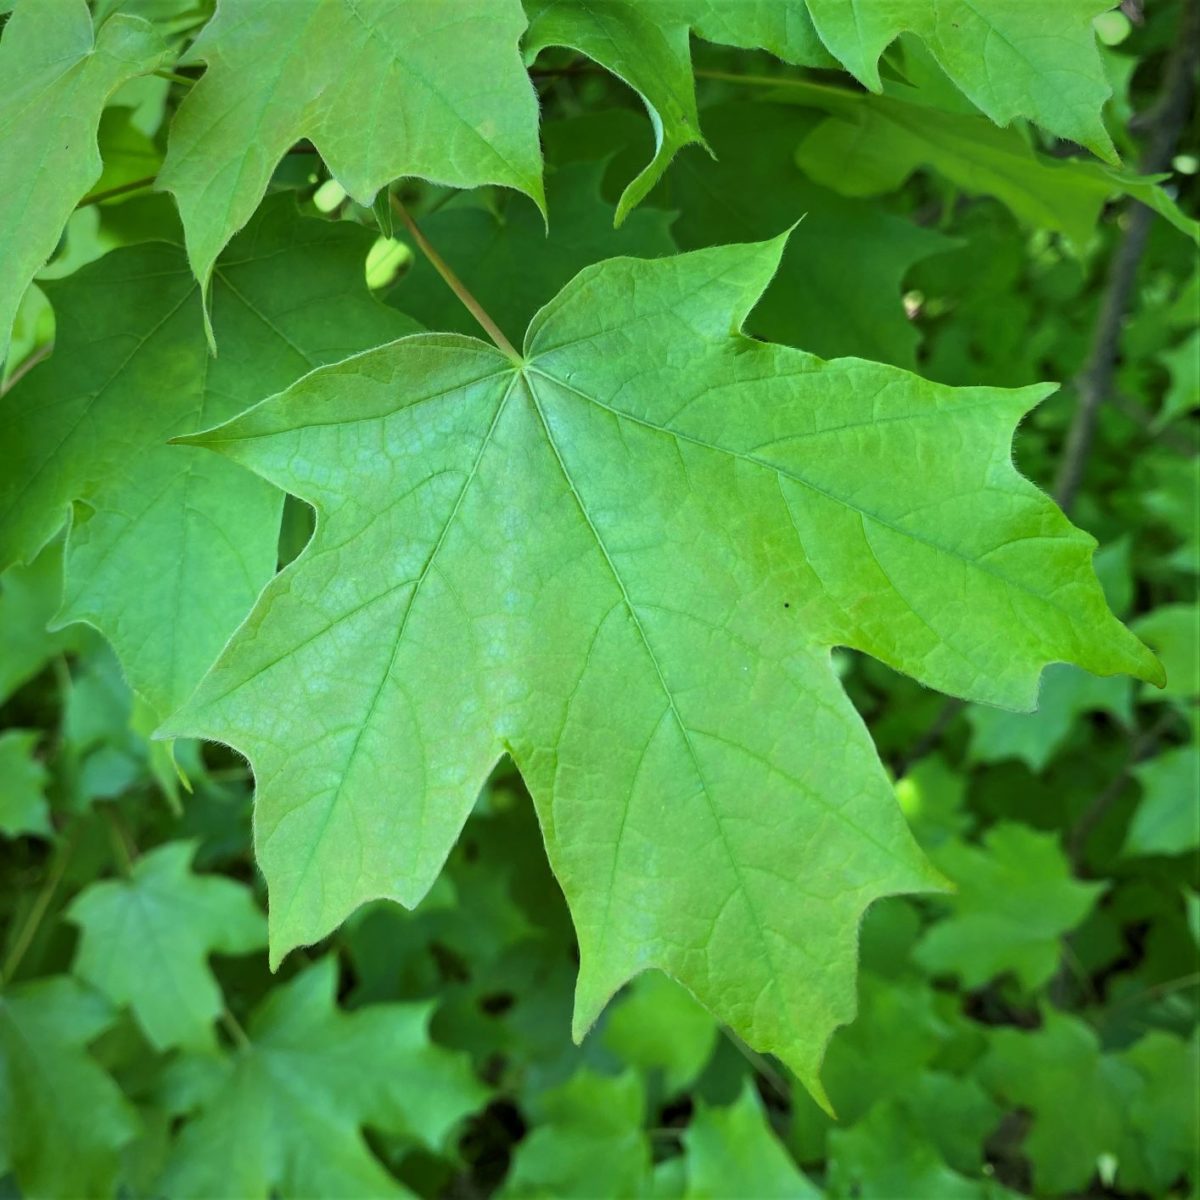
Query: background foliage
1 1 1197 1197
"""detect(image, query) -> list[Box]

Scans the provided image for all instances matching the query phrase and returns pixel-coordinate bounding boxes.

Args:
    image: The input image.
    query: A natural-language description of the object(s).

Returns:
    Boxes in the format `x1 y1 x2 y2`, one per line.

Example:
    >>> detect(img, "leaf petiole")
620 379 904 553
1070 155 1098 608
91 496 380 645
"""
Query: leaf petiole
389 192 522 364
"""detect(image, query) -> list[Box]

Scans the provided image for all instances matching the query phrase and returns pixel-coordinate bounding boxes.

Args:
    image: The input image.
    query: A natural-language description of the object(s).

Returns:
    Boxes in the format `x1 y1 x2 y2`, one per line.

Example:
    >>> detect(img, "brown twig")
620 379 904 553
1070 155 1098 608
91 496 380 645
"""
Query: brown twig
1054 0 1200 511
899 2 1200 777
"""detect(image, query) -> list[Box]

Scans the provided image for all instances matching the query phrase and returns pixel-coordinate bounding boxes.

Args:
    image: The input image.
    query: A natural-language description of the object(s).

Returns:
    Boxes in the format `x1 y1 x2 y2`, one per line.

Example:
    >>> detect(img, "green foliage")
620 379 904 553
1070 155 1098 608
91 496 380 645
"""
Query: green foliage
0 1 1196 1196
158 0 543 296
916 824 1104 989
0 0 164 356
160 960 486 1198
0 198 414 720
67 840 266 1051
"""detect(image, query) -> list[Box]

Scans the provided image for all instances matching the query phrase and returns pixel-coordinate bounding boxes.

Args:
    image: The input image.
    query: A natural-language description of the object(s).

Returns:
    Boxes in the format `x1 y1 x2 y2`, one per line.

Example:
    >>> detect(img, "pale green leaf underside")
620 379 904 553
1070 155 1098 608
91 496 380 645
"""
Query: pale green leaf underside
0 0 164 360
0 199 415 720
163 239 1158 1097
159 0 544 291
67 841 267 1051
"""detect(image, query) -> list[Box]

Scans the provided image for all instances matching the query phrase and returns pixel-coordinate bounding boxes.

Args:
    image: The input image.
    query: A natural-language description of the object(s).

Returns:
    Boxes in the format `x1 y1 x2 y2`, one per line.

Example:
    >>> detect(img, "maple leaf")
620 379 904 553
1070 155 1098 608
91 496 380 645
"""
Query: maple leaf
162 238 1159 1099
915 823 1104 990
0 0 164 360
828 1100 1006 1199
0 978 140 1199
66 840 267 1052
158 959 486 1199
0 198 415 720
980 1011 1147 1195
793 78 1200 249
158 0 544 296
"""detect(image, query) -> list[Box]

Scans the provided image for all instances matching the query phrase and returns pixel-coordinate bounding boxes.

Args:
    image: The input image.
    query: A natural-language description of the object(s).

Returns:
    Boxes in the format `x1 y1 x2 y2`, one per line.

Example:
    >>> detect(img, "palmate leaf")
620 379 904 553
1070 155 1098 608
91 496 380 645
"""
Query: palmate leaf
503 1069 651 1199
159 960 486 1199
158 0 544 297
0 198 415 720
0 0 164 361
801 0 1117 161
915 823 1104 990
67 840 267 1051
162 238 1159 1100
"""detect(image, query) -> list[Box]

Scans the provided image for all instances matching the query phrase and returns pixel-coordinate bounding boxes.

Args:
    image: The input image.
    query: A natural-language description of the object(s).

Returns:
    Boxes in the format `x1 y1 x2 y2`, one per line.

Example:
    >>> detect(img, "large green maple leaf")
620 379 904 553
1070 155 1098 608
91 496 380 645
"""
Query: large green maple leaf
0 198 414 720
158 0 543 297
163 239 1159 1099
0 0 164 360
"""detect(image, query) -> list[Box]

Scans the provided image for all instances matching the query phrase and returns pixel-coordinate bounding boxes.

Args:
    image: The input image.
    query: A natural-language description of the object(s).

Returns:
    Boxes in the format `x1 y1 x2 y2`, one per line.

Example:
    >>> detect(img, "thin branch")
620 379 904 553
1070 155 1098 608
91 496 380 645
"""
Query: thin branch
1053 0 1200 511
899 2 1199 775
390 192 522 363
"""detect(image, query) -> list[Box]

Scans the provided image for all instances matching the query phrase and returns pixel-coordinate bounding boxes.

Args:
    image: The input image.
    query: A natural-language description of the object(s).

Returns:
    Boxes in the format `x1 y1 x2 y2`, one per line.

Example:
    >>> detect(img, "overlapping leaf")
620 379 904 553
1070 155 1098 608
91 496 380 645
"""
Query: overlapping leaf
523 0 1118 221
158 0 544 295
159 960 485 1198
664 102 950 365
67 840 266 1050
163 238 1157 1097
0 199 415 720
791 79 1199 248
0 0 164 360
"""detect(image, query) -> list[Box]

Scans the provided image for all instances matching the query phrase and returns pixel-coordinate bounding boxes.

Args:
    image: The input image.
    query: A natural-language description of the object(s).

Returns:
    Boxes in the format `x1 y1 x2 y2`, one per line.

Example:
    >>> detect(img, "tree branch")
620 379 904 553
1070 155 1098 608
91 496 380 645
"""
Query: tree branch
1054 0 1200 511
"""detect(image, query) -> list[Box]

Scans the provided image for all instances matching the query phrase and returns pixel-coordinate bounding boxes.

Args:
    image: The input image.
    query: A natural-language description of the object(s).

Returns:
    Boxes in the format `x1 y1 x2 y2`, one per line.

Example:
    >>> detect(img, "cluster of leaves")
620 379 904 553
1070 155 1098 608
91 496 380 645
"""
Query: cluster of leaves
1 0 1197 1197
